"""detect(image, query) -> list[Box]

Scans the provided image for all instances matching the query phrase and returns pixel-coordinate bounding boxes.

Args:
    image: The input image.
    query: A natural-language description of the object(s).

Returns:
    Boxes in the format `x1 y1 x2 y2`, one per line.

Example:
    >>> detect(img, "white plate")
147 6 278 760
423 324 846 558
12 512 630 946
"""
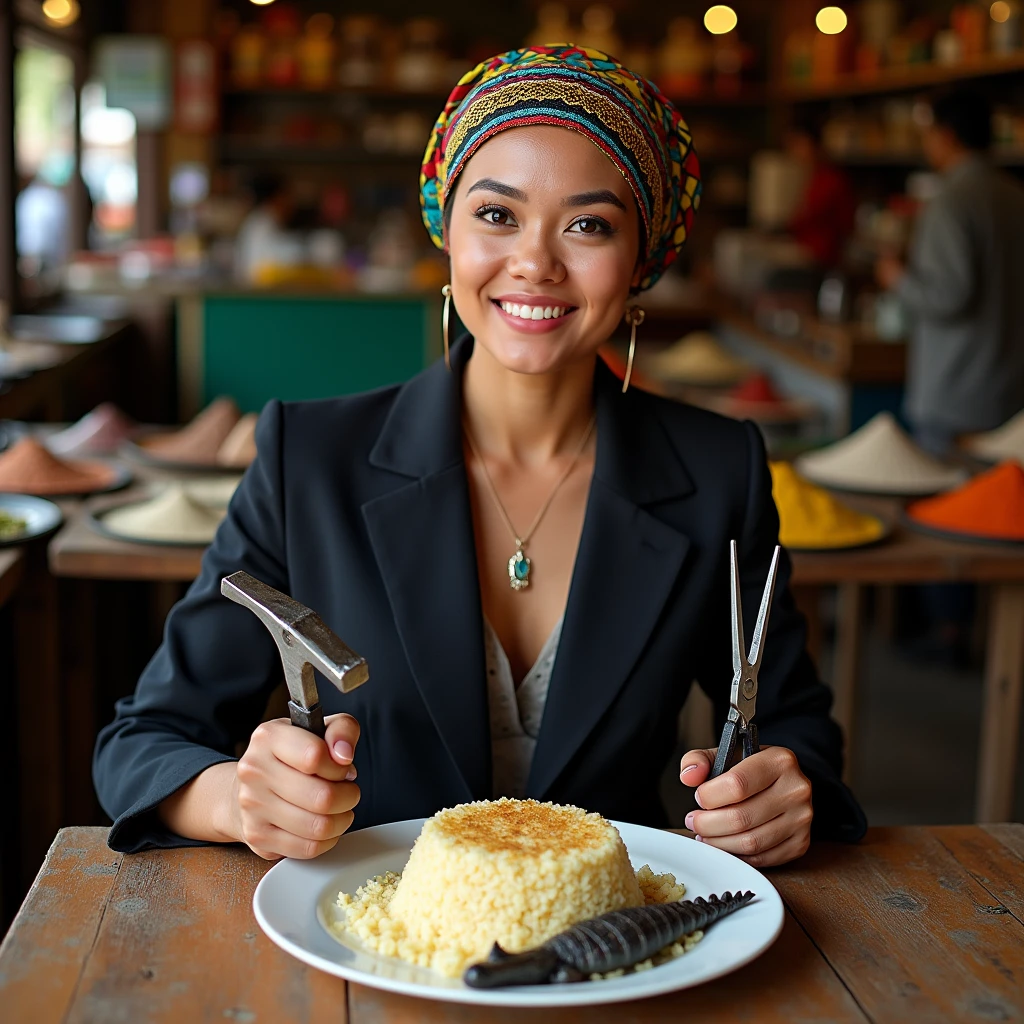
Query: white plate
253 818 784 1007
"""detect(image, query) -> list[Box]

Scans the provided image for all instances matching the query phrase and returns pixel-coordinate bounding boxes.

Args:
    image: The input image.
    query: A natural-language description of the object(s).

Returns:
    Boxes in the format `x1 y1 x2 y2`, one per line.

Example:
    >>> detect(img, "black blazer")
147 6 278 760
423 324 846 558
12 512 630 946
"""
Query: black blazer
94 337 866 852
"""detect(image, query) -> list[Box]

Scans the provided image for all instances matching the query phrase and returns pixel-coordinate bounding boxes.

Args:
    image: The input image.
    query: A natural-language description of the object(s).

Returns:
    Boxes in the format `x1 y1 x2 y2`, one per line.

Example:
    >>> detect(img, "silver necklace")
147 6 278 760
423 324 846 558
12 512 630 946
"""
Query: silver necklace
463 415 597 591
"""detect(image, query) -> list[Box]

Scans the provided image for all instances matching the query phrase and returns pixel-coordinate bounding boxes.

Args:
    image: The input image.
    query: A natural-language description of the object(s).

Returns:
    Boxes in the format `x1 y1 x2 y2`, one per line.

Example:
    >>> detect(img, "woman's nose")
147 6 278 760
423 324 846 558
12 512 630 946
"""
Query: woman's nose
506 228 565 284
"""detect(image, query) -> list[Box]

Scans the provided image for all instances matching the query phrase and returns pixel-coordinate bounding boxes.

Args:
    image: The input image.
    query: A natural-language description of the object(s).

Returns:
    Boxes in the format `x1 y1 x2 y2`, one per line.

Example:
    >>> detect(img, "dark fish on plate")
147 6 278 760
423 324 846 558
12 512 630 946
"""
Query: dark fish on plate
464 890 755 988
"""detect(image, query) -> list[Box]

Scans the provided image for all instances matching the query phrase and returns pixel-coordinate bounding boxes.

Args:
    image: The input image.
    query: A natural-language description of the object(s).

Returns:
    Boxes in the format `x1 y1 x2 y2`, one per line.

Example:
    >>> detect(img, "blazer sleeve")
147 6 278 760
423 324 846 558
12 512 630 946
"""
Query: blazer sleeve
697 422 867 843
93 400 290 853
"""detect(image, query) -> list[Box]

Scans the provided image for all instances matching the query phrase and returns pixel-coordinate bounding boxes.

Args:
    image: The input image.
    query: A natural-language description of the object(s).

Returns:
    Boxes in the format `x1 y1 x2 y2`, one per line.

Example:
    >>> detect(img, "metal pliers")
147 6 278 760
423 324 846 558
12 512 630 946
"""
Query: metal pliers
709 540 782 780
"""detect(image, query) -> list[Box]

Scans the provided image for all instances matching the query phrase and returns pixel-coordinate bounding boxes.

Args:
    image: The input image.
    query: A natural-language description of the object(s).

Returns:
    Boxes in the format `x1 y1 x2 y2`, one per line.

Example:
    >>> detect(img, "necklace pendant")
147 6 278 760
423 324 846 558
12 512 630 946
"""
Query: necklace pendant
508 549 531 591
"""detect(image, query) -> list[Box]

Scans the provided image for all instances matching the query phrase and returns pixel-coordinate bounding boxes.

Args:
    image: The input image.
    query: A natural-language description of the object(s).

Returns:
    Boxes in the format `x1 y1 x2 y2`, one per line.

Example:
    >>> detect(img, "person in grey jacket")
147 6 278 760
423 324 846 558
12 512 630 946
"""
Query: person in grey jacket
876 89 1024 456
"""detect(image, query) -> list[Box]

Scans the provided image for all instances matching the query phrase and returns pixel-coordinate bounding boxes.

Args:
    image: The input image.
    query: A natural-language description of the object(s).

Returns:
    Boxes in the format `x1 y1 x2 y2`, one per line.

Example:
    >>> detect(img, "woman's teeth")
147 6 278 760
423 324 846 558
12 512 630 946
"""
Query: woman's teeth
498 301 569 320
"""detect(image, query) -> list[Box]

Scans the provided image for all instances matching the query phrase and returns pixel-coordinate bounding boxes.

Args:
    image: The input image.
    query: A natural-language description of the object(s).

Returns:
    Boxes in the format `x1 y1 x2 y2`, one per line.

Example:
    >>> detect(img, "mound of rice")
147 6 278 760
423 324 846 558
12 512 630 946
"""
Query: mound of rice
336 798 692 978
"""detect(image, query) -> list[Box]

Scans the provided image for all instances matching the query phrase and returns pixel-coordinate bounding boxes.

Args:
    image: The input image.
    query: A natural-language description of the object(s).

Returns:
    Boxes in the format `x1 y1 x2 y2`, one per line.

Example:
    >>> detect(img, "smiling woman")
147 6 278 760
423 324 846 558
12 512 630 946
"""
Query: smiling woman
94 46 865 872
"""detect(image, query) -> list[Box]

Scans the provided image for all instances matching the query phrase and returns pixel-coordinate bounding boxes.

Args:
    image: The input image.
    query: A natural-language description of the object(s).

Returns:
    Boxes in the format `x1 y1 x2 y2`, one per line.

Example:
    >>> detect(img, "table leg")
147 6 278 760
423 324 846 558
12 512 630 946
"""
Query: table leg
833 582 865 785
792 584 823 665
975 583 1024 823
13 541 62 893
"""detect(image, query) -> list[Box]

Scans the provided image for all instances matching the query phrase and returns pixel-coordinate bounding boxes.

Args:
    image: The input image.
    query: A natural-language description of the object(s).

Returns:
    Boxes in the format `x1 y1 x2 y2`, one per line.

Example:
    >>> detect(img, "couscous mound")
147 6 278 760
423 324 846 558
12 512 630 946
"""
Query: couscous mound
334 798 696 979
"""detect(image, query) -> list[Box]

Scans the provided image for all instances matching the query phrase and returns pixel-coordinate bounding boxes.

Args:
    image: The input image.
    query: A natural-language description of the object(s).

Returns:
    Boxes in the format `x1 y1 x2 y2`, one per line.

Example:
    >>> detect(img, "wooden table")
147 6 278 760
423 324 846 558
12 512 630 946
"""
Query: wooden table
2 824 1021 1023
48 498 206 581
790 507 1024 824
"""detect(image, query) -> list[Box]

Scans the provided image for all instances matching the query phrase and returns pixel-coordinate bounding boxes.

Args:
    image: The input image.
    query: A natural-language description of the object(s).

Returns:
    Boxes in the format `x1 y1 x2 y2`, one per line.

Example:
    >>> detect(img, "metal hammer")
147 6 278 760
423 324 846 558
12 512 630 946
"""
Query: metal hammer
221 571 369 738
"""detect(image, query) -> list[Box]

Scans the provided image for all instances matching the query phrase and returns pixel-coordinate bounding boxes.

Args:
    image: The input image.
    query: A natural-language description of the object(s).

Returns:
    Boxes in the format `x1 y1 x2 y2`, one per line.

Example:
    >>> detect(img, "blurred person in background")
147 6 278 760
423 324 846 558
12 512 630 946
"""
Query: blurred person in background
235 173 296 284
876 89 1024 457
16 156 71 277
785 115 856 269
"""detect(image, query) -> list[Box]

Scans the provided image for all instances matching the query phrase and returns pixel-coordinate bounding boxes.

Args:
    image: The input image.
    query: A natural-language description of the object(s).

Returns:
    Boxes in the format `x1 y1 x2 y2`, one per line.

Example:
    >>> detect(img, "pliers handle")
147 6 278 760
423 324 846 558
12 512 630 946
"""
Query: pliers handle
710 715 759 778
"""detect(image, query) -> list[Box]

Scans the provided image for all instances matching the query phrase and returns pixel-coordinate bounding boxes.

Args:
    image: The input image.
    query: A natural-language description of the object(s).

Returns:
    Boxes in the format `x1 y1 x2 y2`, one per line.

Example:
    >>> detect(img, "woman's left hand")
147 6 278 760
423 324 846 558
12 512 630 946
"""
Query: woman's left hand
679 746 813 867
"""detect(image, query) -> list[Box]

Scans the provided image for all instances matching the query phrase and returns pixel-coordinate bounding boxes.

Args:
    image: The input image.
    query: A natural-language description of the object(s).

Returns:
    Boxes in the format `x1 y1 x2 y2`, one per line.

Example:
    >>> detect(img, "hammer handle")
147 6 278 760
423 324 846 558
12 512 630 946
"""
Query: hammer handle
288 700 326 739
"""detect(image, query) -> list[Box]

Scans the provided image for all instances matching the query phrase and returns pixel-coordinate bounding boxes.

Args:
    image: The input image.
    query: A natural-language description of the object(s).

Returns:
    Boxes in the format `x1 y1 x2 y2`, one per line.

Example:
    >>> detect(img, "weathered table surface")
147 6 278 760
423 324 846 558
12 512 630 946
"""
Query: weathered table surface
1 824 1021 1023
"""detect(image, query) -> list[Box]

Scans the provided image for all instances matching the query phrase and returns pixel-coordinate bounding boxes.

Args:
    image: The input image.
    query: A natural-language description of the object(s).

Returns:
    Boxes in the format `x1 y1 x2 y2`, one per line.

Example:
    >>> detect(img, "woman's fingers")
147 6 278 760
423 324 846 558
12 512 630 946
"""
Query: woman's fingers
268 766 360 816
324 713 361 766
679 748 717 788
693 746 796 810
255 792 356 846
693 809 791 858
255 718 352 781
685 784 781 838
244 821 349 862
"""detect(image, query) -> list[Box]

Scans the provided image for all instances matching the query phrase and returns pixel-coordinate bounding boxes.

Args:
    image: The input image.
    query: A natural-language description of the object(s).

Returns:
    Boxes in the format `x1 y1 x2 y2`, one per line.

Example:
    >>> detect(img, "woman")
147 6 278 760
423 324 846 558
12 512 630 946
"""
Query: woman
94 46 865 867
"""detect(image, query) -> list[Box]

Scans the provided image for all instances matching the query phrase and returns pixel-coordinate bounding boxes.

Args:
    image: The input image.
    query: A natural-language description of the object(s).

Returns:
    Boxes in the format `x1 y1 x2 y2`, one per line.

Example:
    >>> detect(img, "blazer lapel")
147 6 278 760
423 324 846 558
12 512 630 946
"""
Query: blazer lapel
361 338 490 801
527 362 694 798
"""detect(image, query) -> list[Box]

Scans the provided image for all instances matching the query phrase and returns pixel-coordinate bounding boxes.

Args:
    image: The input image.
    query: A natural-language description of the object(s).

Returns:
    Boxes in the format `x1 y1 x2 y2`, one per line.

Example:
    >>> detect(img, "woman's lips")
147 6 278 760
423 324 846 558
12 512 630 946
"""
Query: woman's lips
491 299 578 333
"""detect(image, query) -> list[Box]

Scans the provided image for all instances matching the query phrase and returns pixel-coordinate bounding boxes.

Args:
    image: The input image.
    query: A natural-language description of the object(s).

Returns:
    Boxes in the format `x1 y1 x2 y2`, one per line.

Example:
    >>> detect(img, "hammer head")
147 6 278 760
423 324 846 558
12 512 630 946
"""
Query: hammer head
221 571 369 721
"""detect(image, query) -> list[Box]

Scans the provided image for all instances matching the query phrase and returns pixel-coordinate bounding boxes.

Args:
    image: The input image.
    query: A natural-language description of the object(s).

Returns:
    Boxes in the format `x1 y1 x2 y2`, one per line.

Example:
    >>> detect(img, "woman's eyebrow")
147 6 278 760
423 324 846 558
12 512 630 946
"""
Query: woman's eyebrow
466 178 528 201
561 189 627 210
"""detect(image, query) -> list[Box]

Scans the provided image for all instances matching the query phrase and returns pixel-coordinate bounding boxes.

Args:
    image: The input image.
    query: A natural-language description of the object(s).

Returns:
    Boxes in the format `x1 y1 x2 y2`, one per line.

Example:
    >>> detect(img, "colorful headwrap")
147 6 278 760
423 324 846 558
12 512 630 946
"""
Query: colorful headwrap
420 45 701 293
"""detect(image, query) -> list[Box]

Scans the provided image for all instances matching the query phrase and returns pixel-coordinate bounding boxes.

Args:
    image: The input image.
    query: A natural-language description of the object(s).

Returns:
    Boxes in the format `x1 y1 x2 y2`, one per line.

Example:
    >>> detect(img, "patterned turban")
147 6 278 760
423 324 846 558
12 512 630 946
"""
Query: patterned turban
419 45 701 292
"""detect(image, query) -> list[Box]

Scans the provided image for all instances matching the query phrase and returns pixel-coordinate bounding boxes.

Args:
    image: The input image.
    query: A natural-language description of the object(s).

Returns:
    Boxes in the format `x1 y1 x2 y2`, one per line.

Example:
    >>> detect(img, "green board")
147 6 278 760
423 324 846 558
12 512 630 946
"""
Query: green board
202 294 440 412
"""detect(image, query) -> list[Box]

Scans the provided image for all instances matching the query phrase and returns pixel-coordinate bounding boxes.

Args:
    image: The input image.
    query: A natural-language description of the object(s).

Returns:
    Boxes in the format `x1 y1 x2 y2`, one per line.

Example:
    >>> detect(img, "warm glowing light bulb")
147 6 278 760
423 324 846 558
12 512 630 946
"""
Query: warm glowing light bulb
704 5 738 34
42 0 79 26
990 1 1012 22
816 6 848 33
249 0 277 5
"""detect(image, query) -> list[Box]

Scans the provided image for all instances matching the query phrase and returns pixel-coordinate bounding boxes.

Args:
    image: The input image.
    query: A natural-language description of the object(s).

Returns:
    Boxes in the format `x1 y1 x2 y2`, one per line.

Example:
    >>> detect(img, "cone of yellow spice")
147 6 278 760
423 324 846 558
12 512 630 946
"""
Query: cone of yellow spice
770 462 887 551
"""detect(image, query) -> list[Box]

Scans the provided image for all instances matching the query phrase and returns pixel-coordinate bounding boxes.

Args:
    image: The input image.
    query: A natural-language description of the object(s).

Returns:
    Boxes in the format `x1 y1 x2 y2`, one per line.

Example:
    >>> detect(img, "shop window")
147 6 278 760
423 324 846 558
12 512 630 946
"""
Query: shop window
14 44 75 297
80 81 138 249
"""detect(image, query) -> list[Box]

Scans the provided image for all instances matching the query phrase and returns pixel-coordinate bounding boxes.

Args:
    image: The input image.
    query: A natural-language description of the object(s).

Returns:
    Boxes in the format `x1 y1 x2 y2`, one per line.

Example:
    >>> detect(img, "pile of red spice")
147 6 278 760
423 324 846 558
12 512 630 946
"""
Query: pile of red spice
907 461 1024 542
729 373 783 406
0 437 117 496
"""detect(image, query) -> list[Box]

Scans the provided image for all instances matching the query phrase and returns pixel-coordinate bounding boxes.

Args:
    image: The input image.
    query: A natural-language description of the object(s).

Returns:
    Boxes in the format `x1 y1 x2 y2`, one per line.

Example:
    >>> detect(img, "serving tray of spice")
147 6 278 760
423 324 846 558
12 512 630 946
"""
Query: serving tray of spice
0 494 63 546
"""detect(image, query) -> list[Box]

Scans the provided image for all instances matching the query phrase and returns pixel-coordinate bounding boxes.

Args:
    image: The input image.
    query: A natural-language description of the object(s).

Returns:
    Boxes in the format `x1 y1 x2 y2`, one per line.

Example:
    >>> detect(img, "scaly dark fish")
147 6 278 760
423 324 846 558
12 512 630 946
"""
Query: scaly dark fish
464 889 755 988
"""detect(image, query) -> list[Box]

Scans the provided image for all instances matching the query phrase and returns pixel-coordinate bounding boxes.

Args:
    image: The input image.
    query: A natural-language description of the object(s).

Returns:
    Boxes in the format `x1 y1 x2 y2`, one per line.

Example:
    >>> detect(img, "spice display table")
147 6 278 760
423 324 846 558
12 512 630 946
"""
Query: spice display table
48 496 207 581
1 824 1021 1023
790 505 1024 824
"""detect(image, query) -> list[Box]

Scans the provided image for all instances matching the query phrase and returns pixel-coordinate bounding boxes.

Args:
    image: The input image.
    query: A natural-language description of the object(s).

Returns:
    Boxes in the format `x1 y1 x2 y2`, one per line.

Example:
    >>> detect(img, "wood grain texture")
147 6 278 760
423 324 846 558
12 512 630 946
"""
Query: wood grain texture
65 837 347 1023
347 909 868 1023
773 827 1024 1023
932 825 1024 927
0 827 122 1021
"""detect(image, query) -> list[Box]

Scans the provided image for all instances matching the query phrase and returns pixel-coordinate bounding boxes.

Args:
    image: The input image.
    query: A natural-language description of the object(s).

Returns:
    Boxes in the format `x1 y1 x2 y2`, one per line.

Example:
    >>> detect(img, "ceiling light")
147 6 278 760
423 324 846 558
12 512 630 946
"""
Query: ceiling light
42 0 79 26
990 1 1012 22
704 5 738 34
249 0 277 5
816 6 848 34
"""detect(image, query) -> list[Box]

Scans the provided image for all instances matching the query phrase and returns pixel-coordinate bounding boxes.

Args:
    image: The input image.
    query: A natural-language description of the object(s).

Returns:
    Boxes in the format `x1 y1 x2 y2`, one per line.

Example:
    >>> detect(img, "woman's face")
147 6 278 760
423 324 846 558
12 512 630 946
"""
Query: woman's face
446 125 641 376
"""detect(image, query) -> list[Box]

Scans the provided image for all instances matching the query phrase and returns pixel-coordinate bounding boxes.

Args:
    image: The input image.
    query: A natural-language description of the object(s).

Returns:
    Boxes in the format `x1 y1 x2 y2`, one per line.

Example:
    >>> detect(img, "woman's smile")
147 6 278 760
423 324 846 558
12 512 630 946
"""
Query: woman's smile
491 294 579 333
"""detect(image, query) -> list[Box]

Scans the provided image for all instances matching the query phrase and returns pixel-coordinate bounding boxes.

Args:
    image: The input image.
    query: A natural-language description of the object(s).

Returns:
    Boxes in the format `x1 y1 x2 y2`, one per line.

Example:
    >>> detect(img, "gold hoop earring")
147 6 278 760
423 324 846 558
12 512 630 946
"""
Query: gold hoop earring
622 306 645 394
441 284 452 370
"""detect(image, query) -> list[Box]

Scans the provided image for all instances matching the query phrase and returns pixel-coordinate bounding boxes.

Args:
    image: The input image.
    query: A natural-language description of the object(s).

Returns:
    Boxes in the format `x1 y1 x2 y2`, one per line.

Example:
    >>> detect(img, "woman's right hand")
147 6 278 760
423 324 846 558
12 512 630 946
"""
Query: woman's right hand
226 713 362 861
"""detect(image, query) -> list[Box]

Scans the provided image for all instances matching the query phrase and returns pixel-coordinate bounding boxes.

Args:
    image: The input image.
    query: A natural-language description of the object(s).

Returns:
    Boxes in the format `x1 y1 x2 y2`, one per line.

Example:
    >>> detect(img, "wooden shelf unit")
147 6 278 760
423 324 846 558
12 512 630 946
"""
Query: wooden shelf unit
778 50 1024 101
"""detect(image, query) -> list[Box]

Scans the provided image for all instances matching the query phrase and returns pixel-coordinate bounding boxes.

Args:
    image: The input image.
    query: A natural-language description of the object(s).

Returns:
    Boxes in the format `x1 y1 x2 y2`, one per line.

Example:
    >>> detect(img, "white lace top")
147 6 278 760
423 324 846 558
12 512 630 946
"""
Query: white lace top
484 616 563 799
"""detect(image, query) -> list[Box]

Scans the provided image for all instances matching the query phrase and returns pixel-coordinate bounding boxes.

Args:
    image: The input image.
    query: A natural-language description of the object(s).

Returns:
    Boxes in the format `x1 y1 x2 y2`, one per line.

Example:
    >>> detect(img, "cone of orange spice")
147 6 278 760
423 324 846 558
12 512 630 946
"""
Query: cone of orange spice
906 460 1024 543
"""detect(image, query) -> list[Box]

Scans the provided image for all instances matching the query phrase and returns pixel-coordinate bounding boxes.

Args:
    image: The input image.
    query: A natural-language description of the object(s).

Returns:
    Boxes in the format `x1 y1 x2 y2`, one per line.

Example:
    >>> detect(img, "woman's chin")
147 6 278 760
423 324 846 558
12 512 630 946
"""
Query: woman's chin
480 334 583 376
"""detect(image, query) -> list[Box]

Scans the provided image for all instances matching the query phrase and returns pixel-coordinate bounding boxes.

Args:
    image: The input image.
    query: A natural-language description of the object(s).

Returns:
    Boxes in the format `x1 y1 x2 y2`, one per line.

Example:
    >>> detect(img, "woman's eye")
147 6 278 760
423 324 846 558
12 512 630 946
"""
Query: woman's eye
570 217 611 235
475 206 515 226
